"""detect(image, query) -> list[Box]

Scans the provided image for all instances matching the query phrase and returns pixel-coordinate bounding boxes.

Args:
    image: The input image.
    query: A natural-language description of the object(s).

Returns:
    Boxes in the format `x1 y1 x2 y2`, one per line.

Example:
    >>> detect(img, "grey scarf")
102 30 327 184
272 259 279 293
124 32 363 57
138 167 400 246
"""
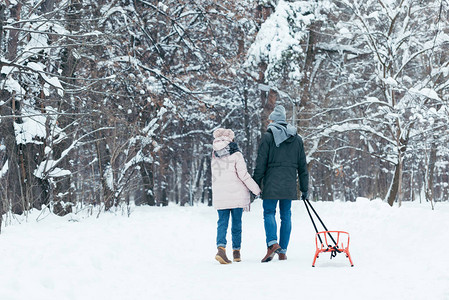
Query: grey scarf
214 142 240 157
214 145 230 157
268 121 297 147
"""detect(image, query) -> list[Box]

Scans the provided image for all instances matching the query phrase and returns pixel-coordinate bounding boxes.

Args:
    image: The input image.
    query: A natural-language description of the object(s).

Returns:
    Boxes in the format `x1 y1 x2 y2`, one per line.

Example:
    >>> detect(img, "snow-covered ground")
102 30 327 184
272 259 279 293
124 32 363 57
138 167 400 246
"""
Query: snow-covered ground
1 198 448 300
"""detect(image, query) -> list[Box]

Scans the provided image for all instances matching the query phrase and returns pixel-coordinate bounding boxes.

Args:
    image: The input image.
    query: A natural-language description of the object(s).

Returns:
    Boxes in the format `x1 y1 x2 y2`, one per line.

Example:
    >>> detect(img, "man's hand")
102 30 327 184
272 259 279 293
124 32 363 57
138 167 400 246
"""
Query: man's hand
301 192 308 201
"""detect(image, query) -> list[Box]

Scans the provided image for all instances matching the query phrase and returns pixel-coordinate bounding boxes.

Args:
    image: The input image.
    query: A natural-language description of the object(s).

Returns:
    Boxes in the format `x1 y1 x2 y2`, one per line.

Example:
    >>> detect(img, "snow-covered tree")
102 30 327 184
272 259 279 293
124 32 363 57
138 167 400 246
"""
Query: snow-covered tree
1 1 79 214
328 0 449 205
245 0 449 205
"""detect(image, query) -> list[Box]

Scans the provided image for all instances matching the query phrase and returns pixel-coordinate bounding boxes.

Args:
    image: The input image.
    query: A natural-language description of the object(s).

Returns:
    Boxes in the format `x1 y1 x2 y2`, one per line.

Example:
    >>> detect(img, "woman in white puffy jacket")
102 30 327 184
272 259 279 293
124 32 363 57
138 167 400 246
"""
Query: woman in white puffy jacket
211 128 261 264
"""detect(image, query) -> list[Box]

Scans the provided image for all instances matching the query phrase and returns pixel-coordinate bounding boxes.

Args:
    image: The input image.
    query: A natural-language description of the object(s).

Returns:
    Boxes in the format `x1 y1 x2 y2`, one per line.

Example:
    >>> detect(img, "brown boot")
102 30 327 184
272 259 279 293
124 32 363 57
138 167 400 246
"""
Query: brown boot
215 247 232 264
233 250 241 262
278 253 287 260
261 243 281 263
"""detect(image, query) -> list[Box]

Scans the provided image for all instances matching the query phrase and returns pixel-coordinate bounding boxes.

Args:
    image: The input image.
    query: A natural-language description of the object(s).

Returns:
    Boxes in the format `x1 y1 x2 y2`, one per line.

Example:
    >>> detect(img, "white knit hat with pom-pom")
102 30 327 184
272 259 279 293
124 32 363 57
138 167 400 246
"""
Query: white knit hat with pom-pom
213 128 235 141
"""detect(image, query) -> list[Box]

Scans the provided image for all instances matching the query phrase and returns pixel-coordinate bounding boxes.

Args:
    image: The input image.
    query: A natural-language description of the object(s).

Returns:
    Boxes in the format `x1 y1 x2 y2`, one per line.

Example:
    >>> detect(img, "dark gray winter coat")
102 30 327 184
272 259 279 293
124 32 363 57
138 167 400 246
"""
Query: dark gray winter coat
253 129 308 200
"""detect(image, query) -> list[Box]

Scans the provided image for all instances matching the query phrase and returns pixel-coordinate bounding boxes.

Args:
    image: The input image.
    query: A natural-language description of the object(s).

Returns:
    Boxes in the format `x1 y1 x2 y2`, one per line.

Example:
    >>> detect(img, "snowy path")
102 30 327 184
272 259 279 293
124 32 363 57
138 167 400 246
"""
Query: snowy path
0 199 448 300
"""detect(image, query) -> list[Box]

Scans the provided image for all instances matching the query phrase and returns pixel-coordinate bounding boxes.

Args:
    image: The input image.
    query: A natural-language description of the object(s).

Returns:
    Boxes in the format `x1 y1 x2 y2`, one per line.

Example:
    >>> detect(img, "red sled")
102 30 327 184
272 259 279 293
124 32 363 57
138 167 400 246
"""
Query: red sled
312 230 354 267
302 199 354 267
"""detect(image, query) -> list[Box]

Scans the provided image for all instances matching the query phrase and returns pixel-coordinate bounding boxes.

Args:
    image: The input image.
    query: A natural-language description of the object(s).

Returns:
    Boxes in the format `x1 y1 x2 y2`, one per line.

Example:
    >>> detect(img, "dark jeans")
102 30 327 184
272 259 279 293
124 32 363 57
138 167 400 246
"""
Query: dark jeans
263 199 292 254
216 208 243 250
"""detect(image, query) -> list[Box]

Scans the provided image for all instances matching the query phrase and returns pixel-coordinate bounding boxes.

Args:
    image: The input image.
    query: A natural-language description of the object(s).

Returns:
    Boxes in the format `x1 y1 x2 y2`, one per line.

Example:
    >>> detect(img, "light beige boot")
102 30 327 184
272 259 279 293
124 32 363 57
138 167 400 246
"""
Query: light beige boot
215 247 232 264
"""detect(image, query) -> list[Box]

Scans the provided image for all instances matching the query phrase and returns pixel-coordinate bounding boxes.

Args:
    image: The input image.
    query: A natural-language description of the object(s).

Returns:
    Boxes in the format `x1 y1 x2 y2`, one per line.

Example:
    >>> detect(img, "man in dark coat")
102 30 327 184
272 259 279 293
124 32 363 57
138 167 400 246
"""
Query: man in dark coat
253 105 309 262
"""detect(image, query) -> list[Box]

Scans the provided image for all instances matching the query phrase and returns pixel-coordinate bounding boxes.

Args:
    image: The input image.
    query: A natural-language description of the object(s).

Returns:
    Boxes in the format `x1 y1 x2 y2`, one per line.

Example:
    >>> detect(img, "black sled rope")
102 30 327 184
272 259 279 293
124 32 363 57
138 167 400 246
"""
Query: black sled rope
302 199 342 258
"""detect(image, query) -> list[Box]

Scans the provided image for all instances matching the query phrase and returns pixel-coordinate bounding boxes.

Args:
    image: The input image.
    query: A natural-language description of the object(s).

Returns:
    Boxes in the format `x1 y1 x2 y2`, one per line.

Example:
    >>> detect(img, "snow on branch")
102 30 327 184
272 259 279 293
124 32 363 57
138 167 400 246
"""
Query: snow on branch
1 60 64 96
409 88 442 101
34 127 114 180
0 160 8 179
2 26 103 38
315 42 371 55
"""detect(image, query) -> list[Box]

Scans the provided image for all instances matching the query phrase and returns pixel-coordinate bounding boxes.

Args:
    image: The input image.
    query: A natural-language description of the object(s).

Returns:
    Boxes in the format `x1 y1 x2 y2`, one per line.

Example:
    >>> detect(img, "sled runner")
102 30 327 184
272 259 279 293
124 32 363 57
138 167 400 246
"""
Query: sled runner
302 199 354 267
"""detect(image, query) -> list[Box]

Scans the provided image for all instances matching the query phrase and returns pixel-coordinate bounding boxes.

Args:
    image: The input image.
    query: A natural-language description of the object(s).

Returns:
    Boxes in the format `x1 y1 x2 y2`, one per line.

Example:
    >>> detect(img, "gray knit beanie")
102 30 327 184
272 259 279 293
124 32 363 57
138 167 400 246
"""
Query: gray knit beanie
269 105 286 122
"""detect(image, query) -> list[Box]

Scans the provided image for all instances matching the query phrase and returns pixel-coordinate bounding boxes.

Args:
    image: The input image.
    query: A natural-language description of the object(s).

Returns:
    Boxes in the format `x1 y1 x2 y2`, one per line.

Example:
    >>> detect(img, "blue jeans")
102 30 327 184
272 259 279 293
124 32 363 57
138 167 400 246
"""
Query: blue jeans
263 199 292 254
217 208 243 250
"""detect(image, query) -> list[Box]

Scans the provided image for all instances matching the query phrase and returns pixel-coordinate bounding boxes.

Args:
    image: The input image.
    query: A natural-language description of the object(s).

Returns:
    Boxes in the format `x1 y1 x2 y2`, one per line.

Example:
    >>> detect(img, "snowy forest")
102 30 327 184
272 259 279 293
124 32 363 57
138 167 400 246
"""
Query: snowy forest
1 0 448 220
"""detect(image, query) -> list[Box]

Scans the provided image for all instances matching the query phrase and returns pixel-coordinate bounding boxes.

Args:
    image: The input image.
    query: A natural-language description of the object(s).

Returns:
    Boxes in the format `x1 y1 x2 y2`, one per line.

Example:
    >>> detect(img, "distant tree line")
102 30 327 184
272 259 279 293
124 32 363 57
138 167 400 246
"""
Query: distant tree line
1 0 448 225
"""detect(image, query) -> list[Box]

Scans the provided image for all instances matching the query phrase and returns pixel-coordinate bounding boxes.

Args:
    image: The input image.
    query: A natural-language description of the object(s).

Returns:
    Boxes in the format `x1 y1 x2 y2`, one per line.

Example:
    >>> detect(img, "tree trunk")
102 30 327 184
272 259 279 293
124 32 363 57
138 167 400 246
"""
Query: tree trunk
205 158 212 206
1 0 25 215
96 136 114 210
242 82 252 163
139 161 155 206
255 4 277 137
425 135 437 210
21 142 49 210
300 22 322 109
180 159 190 206
260 88 278 135
195 156 205 203
0 4 5 55
6 3 21 61
387 156 403 206
51 0 83 215
0 92 25 214
161 188 168 207
174 161 179 205
157 149 169 206
387 123 409 207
